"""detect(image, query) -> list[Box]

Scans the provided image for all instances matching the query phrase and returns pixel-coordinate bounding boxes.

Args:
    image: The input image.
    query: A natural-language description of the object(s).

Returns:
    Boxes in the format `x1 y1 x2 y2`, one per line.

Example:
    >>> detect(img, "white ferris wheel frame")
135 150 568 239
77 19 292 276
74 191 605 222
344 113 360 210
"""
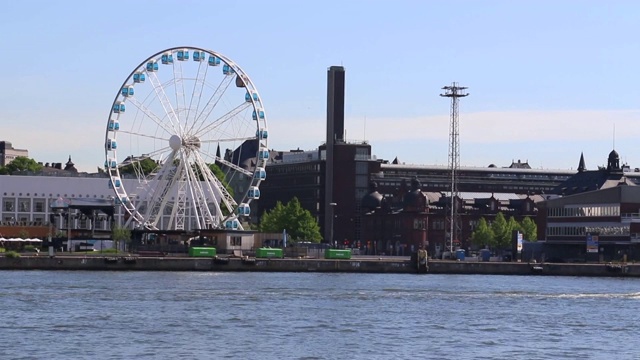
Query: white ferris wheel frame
104 46 268 231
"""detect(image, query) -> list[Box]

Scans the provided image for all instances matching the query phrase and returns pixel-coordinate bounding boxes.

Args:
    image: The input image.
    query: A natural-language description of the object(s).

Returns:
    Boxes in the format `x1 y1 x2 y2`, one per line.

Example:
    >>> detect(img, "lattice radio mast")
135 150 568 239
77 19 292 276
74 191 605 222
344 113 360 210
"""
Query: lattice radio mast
440 83 468 256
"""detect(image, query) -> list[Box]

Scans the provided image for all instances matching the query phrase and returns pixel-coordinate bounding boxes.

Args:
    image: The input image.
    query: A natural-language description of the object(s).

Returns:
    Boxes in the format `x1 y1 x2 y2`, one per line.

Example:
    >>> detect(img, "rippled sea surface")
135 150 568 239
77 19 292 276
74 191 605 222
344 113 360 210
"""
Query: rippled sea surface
1 271 639 359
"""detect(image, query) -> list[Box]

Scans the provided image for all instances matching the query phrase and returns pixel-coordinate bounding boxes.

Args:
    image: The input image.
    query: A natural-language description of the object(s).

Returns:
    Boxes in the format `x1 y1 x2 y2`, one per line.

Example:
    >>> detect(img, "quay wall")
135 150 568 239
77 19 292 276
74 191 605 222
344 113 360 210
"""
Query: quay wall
0 256 415 273
1 256 640 277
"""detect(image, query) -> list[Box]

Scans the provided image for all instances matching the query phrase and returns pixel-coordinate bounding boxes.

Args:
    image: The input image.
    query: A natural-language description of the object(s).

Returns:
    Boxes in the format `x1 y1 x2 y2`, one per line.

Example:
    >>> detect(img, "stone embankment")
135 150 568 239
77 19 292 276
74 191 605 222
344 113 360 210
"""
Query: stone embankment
1 255 639 277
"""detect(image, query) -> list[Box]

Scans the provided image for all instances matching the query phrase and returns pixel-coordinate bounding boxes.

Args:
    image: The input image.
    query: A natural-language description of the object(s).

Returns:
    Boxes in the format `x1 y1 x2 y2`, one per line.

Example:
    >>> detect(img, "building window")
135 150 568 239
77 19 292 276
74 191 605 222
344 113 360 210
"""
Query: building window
18 198 30 212
231 236 242 246
34 199 46 213
3 199 15 212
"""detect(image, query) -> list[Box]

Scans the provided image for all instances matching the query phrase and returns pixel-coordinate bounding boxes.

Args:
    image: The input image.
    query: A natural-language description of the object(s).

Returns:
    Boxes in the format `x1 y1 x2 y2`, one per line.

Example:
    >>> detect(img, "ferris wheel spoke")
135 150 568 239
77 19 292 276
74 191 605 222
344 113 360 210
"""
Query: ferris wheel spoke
199 136 255 144
172 60 187 132
118 129 170 142
188 75 235 135
117 146 171 166
194 102 252 139
185 61 209 134
215 157 254 177
170 152 189 230
126 96 176 135
194 150 236 218
147 71 182 134
185 155 216 229
142 150 180 228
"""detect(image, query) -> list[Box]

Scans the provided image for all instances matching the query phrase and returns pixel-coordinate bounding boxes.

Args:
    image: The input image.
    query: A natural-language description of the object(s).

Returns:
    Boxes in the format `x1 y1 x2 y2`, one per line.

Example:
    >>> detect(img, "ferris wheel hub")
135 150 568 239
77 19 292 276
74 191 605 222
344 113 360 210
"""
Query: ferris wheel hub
169 135 182 150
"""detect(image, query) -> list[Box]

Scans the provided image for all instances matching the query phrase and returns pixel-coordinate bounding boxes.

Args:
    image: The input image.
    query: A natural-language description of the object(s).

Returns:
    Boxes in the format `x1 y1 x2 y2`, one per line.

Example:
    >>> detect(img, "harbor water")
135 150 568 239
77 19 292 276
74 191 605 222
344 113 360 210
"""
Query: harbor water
2 271 639 359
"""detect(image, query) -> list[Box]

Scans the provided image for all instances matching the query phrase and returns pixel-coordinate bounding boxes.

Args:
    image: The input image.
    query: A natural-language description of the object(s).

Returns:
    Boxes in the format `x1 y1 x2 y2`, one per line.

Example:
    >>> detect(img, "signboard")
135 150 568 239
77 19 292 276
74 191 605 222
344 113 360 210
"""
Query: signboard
516 232 523 253
586 233 599 253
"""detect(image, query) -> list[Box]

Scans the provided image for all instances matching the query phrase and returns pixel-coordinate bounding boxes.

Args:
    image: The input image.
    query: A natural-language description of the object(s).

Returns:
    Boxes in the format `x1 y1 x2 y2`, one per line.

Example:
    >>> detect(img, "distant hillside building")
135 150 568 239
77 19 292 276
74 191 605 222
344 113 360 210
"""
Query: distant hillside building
0 141 28 166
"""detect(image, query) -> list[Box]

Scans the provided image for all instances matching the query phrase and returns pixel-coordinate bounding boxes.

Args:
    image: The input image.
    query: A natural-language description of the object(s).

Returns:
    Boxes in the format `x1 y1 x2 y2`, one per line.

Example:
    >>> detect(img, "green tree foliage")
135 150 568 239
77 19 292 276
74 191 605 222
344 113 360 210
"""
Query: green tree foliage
491 212 511 248
471 218 495 248
112 226 132 252
207 163 233 197
1 157 42 174
259 197 322 243
507 216 522 237
119 158 158 177
520 216 538 241
471 212 539 249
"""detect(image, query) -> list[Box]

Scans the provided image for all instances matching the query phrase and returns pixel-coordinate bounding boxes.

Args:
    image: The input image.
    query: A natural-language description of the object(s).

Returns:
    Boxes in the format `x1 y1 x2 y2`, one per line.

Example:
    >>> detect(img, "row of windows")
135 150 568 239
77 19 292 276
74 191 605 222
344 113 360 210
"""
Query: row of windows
546 225 629 237
4 193 110 199
269 164 320 174
3 199 47 212
547 205 620 218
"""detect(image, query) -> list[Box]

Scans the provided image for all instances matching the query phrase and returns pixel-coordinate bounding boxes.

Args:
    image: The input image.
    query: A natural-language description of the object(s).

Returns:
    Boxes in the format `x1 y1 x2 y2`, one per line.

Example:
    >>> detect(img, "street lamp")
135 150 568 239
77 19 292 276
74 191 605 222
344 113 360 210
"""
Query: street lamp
329 202 337 247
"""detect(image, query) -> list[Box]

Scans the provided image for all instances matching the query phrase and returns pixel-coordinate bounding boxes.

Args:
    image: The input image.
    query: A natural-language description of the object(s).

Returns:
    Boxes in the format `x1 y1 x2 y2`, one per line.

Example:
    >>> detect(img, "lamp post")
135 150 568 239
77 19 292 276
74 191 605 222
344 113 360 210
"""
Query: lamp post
329 202 337 247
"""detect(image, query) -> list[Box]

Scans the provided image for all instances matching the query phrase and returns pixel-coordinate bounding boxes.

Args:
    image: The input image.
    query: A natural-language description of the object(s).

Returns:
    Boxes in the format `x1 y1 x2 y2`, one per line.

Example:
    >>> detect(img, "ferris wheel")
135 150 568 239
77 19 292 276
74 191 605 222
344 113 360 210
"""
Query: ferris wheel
104 47 268 231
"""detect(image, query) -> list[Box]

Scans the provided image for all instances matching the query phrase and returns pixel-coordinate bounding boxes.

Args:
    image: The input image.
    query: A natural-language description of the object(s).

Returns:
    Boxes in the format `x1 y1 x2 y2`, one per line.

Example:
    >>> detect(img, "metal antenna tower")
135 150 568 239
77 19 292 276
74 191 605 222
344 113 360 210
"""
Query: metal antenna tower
440 82 468 257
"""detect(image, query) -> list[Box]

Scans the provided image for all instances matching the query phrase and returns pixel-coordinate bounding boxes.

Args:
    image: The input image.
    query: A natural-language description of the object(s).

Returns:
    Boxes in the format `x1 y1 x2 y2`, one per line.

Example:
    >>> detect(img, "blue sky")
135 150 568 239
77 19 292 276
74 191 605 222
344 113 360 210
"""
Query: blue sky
1 0 639 172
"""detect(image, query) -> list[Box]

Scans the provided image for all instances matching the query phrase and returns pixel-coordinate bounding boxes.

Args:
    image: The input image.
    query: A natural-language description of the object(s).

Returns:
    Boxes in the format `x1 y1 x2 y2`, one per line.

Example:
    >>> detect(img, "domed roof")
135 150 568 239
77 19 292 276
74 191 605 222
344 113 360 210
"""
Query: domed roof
361 181 384 211
607 149 621 171
403 178 427 208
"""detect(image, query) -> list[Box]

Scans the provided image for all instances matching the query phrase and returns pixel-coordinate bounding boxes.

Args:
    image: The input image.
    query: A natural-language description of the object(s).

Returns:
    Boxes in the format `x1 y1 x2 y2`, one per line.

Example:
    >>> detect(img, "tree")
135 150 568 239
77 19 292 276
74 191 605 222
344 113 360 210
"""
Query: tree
259 197 322 243
491 212 511 249
520 216 538 241
3 156 42 174
112 226 132 252
507 216 521 238
471 218 495 248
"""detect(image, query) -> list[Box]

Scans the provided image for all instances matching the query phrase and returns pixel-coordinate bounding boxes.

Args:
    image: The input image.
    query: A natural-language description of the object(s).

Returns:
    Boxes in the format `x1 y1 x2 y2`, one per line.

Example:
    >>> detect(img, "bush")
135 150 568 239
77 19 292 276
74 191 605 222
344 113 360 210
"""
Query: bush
24 245 36 252
0 247 5 253
5 251 21 258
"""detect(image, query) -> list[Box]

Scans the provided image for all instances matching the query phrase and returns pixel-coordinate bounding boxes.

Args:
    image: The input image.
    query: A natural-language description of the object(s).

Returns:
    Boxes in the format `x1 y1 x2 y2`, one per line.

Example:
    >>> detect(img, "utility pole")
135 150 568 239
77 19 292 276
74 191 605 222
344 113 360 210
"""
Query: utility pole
440 83 468 258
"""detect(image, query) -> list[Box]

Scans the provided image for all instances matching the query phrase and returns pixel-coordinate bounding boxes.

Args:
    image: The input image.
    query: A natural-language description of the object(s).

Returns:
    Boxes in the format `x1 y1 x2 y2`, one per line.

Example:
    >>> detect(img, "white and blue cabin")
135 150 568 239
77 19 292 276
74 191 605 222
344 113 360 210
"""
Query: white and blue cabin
254 167 266 180
115 196 129 205
104 158 117 169
208 56 221 66
106 138 117 150
113 102 125 113
193 51 205 62
258 148 269 161
133 72 146 83
222 64 235 75
252 110 265 120
146 61 158 72
245 92 259 102
161 52 173 64
225 218 240 230
121 86 134 97
177 49 189 61
108 120 120 131
237 203 251 216
247 186 260 199
256 129 268 140
110 177 122 188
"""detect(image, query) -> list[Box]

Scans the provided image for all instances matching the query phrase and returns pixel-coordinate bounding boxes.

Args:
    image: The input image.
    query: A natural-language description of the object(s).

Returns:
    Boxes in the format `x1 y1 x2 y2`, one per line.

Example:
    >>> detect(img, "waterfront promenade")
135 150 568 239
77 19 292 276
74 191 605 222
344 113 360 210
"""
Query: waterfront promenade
1 254 638 277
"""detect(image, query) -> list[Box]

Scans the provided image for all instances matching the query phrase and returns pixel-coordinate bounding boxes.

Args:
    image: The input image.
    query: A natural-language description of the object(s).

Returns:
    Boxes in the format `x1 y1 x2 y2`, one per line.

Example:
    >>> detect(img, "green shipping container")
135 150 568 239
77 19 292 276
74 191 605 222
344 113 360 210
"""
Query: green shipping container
325 249 352 259
189 247 217 257
256 248 283 258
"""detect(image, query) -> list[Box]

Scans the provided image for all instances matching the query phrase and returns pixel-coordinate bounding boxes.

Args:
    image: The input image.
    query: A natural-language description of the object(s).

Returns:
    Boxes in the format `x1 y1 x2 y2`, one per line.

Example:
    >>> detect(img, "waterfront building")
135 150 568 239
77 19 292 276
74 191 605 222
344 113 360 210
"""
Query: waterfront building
0 141 28 167
538 150 640 261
